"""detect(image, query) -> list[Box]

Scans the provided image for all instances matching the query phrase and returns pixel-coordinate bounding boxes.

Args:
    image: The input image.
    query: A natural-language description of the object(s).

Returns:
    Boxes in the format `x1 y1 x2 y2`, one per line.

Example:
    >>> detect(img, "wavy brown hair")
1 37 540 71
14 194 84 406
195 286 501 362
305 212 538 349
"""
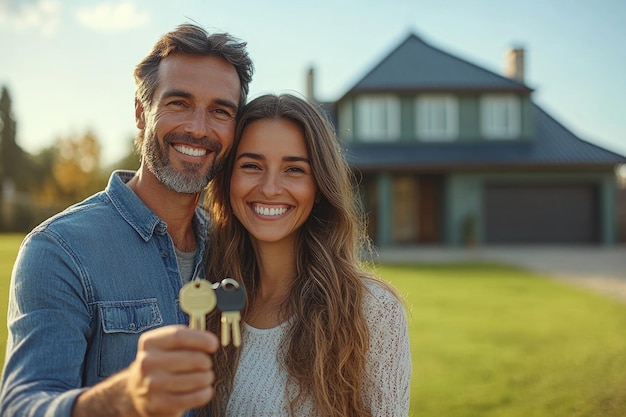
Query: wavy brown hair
203 94 391 417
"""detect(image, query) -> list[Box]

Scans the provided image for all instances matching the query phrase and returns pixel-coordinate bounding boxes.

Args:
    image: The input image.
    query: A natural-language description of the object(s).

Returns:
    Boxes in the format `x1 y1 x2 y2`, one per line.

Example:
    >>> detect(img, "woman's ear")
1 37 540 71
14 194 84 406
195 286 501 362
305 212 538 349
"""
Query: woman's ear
135 98 146 129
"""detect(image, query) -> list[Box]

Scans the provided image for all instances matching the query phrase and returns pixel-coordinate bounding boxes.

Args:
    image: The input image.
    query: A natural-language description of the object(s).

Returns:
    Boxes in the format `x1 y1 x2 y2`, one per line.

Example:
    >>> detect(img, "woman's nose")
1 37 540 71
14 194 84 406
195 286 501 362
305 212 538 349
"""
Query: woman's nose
258 171 283 197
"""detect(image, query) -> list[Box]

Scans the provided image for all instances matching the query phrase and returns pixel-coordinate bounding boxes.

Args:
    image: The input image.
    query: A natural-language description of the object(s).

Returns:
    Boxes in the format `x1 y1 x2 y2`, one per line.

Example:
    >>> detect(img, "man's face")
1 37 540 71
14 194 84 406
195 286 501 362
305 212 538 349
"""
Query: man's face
136 53 241 193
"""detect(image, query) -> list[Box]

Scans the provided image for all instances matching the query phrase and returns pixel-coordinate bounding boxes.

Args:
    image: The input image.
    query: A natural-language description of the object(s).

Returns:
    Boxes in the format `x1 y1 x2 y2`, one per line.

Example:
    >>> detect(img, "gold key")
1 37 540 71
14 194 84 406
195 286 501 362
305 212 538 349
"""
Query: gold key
179 279 217 330
215 278 246 347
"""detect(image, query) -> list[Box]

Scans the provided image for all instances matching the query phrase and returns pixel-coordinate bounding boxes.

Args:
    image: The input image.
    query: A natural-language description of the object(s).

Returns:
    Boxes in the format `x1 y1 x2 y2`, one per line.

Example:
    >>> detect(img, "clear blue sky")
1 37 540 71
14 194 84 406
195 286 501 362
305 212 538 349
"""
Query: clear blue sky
1 0 625 165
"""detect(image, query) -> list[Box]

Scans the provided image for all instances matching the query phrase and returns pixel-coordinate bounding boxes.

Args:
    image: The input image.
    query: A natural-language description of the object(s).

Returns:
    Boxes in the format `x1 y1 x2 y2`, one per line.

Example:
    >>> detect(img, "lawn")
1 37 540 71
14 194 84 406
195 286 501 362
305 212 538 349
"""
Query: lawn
380 263 626 417
1 234 626 416
0 233 24 367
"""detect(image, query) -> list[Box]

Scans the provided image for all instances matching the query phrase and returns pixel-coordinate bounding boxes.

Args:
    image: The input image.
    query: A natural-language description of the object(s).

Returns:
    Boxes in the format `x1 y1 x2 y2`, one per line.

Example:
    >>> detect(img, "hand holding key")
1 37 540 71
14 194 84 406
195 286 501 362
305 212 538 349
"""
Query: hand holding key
216 278 246 347
179 279 217 330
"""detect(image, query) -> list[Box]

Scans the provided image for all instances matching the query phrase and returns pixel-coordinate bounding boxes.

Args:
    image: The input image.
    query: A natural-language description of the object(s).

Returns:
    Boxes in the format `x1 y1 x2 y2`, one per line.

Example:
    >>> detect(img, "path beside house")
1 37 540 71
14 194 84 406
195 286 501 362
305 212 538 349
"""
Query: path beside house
375 245 626 303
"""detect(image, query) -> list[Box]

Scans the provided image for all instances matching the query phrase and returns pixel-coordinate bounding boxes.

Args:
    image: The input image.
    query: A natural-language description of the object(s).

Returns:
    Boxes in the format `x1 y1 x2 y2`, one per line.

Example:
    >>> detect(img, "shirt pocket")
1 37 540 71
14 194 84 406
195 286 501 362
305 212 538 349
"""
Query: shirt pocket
97 299 163 378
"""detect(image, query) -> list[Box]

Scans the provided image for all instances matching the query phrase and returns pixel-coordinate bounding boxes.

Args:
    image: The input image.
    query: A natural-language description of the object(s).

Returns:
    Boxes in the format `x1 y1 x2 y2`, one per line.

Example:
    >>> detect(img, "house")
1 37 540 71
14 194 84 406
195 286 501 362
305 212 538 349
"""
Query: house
319 33 626 247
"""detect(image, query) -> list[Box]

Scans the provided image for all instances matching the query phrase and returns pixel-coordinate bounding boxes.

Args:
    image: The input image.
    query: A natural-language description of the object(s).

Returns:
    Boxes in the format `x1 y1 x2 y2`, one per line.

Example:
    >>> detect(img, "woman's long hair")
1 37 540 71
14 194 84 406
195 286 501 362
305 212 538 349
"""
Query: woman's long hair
203 93 384 417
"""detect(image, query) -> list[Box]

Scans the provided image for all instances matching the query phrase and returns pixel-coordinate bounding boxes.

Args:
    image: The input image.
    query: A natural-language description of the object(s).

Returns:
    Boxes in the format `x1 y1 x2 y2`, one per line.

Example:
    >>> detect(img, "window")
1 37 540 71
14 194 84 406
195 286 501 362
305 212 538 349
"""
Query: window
415 95 458 141
481 95 521 139
355 95 400 141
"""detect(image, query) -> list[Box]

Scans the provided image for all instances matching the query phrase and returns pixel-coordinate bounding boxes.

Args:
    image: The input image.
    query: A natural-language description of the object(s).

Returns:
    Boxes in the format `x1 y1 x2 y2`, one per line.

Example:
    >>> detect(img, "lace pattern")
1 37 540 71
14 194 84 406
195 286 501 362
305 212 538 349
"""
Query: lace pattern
224 281 412 416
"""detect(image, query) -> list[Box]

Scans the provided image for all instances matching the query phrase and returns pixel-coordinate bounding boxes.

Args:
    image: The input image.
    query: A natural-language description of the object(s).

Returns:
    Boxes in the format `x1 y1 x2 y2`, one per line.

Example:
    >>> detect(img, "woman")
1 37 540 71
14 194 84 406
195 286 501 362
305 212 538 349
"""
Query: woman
203 93 411 416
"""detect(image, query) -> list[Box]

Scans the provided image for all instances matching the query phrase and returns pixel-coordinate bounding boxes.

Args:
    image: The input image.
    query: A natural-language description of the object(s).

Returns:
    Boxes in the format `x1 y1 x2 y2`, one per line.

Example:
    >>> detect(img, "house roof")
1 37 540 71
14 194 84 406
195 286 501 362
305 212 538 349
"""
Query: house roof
341 33 532 98
343 104 626 172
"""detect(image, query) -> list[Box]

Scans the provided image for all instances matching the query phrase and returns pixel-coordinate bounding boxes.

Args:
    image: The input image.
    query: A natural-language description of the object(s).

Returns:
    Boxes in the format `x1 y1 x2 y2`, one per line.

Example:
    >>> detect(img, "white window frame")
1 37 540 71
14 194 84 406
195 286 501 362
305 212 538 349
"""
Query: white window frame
355 95 400 142
415 95 458 141
480 94 521 139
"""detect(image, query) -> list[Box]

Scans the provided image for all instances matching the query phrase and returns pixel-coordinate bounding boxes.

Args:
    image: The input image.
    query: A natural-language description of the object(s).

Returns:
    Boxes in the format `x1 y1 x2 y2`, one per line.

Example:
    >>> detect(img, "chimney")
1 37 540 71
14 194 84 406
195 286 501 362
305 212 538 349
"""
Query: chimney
505 47 525 82
306 66 315 101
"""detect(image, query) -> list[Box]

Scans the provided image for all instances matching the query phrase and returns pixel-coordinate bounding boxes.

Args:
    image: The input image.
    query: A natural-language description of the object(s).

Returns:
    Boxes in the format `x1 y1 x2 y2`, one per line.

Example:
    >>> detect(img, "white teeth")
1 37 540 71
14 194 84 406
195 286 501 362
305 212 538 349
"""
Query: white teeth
173 144 207 157
254 205 288 216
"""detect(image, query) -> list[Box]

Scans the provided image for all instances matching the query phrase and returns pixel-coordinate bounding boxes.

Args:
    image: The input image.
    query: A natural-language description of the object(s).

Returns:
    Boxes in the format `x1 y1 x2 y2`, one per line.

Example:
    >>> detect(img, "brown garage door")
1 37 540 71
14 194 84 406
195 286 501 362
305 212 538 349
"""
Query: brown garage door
484 183 599 244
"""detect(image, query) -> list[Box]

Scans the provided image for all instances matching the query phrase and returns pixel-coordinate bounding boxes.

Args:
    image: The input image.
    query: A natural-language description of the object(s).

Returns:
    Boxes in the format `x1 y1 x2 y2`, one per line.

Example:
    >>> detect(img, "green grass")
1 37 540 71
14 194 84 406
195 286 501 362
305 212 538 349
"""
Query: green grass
1 234 626 416
0 233 24 366
380 263 626 417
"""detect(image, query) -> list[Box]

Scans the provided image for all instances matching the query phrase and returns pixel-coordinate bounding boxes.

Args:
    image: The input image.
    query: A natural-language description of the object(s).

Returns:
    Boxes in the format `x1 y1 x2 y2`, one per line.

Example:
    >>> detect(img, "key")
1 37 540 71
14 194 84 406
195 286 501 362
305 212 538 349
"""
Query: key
215 278 246 347
179 279 217 330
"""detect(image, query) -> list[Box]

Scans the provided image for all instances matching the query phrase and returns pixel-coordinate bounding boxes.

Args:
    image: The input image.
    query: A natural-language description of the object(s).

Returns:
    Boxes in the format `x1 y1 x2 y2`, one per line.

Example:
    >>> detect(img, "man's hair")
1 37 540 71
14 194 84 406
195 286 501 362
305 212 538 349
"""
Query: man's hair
132 23 253 150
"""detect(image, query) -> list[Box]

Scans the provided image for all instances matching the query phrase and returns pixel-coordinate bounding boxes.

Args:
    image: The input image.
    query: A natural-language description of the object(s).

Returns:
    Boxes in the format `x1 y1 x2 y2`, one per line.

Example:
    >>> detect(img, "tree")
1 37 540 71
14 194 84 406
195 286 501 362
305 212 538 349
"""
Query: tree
37 130 105 206
0 85 21 230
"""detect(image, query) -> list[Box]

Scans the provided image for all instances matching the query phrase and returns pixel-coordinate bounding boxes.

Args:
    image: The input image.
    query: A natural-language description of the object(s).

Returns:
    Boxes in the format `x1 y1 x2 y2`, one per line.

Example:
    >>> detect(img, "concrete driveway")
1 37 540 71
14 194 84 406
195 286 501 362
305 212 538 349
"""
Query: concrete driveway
375 245 626 302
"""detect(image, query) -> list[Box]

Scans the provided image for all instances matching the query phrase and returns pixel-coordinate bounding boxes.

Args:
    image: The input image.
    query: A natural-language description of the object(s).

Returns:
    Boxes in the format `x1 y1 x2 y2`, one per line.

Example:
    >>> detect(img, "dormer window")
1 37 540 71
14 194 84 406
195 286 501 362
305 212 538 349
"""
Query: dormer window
355 95 400 141
481 94 521 139
416 95 458 141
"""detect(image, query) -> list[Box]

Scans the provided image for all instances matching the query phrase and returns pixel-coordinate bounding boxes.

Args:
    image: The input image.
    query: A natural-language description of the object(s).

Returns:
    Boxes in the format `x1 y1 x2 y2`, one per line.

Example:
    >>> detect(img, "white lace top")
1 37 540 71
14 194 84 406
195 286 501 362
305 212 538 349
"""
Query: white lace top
224 281 412 416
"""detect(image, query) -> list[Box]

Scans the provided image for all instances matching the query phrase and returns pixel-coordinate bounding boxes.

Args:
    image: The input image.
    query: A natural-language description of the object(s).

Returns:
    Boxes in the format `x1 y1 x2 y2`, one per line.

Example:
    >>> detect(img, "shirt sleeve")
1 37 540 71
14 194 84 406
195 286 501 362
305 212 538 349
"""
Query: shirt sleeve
0 230 91 417
361 282 412 417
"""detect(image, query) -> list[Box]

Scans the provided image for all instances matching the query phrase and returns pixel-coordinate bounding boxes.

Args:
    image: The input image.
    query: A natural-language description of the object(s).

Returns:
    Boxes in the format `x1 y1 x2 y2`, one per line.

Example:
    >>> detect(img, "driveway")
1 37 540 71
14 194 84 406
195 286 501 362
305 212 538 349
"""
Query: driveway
375 245 626 303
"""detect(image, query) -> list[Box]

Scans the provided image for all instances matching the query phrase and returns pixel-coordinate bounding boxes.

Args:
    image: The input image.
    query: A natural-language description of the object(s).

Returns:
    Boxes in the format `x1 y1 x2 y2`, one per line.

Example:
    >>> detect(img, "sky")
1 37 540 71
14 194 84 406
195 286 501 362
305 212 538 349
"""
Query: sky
1 0 625 166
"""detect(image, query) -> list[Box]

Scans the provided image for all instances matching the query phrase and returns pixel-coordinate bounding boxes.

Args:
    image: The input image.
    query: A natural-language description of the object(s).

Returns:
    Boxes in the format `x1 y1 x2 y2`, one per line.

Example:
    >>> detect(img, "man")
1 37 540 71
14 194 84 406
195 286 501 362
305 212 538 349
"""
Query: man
0 23 254 417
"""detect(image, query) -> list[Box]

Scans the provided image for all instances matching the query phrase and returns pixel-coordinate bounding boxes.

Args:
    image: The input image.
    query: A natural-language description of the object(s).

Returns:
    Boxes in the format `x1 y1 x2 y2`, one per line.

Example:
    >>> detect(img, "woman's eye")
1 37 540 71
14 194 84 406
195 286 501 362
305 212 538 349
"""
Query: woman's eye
241 163 261 170
286 166 306 174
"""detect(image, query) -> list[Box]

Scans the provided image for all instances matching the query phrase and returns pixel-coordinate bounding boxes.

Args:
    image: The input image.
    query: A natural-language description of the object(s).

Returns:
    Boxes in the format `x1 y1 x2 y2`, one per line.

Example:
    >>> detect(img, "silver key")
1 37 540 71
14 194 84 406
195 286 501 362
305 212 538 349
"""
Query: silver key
215 278 246 347
179 280 217 330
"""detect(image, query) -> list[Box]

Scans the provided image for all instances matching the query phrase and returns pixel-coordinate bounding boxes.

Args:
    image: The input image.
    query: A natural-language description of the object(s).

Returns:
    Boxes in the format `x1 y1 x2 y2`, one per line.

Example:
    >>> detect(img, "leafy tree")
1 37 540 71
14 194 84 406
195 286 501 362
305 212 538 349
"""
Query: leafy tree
37 130 106 207
0 86 21 230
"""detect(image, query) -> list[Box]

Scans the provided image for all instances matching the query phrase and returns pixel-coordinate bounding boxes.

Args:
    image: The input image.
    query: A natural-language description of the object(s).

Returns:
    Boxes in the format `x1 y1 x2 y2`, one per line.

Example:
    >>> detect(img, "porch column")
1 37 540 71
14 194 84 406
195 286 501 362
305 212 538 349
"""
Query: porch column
377 173 392 247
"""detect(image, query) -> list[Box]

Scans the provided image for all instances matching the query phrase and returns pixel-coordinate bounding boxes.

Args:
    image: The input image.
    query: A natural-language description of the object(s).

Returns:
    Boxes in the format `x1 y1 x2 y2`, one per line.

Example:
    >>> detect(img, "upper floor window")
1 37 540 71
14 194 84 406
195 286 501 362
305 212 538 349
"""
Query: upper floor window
481 94 521 139
415 95 458 141
355 95 400 141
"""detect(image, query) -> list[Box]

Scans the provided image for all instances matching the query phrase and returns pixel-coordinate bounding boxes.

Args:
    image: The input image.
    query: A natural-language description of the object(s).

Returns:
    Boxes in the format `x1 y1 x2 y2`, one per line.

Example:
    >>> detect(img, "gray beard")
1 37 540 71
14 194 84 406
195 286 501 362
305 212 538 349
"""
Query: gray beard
142 131 224 194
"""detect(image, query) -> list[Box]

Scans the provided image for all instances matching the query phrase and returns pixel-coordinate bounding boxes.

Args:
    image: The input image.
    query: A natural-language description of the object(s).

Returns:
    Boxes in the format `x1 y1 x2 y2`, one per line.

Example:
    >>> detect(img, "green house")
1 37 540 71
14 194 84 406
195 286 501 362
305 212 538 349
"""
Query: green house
324 33 626 247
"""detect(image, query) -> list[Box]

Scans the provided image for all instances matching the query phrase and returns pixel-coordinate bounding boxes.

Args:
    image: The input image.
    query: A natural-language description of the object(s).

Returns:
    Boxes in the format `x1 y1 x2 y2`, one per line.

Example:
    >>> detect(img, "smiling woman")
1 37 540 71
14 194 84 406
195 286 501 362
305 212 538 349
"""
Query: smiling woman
203 93 411 417
230 117 317 245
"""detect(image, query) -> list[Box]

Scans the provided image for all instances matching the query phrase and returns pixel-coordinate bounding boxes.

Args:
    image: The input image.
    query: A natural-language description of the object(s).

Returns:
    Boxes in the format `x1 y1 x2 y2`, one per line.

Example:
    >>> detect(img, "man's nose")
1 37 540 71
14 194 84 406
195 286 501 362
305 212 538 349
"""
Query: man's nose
184 108 212 139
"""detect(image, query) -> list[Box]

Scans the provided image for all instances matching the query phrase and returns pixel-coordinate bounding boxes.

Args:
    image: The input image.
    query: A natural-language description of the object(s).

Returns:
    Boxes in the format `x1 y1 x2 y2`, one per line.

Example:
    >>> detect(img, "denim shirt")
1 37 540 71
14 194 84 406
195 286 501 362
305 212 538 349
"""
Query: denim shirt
0 170 208 417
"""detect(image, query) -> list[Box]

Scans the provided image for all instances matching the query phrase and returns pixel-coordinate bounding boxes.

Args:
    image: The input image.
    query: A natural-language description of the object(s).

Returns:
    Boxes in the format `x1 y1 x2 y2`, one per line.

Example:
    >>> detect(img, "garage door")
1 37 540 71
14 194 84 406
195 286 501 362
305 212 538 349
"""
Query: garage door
484 183 599 244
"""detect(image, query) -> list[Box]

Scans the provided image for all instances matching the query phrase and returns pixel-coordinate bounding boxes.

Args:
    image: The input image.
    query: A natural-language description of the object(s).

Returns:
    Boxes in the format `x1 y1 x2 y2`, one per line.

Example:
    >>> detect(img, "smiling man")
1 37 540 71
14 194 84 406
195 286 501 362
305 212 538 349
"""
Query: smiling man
0 24 253 417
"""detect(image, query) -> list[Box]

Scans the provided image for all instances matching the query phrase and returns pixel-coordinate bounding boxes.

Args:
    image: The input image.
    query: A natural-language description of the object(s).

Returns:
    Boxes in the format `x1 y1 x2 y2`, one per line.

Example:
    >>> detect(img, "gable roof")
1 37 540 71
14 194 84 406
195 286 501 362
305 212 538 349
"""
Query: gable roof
341 33 532 97
343 103 626 171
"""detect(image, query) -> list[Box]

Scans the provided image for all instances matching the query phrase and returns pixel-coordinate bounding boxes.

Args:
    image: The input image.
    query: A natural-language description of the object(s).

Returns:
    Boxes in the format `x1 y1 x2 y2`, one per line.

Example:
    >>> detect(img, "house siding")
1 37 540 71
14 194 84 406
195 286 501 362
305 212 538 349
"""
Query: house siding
619 187 626 242
458 95 479 140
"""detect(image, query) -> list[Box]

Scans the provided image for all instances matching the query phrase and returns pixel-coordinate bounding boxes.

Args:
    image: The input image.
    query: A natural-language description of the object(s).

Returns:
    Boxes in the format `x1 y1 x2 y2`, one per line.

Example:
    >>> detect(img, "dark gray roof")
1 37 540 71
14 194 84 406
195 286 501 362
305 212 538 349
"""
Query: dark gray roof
343 104 626 171
342 33 532 97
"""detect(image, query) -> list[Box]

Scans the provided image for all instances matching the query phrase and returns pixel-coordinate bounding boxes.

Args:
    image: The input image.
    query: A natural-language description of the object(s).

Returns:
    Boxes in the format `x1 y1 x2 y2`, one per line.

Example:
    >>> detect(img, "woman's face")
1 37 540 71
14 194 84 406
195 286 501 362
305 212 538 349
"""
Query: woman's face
230 118 317 246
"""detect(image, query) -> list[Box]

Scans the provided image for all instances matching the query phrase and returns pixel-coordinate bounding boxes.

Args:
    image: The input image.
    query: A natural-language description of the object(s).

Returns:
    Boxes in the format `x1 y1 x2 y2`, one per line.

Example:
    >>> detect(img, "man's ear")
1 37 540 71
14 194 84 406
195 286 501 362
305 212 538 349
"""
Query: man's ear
135 98 146 129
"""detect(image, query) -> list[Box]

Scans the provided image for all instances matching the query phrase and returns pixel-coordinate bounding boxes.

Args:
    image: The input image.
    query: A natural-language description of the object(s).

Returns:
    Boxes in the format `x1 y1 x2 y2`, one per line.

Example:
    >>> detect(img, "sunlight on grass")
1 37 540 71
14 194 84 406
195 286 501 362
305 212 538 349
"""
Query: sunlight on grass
0 234 25 366
381 263 626 417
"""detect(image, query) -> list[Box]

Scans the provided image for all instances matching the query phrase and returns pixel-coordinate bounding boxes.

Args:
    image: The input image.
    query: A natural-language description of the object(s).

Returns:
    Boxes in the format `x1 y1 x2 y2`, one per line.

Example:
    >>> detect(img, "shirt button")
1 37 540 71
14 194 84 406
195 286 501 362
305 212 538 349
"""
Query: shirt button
129 323 136 331
162 253 168 258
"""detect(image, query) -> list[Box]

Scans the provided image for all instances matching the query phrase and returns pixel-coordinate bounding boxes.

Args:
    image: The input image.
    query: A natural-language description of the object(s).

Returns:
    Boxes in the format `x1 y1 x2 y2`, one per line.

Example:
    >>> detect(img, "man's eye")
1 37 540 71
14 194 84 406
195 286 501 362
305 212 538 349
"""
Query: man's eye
213 109 234 120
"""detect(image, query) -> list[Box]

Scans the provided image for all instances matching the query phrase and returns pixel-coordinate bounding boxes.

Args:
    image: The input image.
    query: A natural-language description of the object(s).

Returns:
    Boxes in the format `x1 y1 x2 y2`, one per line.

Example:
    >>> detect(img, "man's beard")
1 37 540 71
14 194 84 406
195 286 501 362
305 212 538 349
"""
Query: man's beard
142 131 225 194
